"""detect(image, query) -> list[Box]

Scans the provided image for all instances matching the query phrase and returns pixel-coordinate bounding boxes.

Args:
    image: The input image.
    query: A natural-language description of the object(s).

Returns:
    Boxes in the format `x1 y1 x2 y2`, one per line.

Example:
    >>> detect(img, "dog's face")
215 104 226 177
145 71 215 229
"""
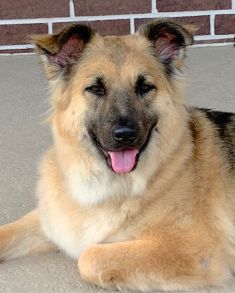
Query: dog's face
79 35 162 174
33 21 193 175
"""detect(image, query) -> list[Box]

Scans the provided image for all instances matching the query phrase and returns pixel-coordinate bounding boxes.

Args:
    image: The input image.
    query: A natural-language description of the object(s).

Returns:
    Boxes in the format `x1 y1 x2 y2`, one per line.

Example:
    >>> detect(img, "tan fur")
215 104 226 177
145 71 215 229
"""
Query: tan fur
0 21 235 291
0 210 55 261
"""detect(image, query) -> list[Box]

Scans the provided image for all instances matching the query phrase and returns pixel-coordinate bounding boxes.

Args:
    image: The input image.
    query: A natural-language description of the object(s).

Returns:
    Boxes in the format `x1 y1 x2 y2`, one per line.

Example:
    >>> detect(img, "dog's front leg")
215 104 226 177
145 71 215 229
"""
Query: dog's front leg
78 234 227 291
0 210 55 262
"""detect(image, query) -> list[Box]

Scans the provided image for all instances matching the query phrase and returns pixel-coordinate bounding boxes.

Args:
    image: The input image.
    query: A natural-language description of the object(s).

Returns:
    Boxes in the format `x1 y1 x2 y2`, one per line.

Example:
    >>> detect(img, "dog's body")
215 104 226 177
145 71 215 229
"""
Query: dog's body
0 20 235 291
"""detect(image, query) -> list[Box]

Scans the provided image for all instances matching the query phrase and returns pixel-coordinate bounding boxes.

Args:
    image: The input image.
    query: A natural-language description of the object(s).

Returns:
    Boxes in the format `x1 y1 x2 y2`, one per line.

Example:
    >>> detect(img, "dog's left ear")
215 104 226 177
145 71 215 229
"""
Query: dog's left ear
31 24 95 79
138 20 195 74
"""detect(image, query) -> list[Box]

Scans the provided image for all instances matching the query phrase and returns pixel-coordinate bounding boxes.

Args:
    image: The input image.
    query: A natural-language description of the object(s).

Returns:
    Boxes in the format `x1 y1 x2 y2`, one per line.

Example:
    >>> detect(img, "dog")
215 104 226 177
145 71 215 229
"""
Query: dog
0 19 235 291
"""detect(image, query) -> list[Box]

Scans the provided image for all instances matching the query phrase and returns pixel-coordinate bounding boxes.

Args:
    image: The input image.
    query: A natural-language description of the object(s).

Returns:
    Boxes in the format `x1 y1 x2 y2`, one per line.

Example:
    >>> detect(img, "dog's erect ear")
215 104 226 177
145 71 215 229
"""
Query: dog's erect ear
138 20 194 74
31 24 95 79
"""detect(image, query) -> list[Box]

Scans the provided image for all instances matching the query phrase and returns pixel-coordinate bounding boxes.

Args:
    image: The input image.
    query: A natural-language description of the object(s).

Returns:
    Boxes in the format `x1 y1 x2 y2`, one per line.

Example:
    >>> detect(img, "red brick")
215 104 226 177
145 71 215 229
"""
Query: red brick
215 14 235 34
53 20 130 35
135 16 210 35
0 24 48 45
0 0 69 19
0 48 34 54
157 0 231 12
74 0 151 16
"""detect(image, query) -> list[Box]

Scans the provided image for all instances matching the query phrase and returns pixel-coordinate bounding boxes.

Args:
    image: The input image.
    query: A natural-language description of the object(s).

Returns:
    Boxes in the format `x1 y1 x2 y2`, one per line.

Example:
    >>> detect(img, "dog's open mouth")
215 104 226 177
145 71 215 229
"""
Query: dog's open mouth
89 130 141 174
95 145 139 174
89 122 157 175
107 149 139 174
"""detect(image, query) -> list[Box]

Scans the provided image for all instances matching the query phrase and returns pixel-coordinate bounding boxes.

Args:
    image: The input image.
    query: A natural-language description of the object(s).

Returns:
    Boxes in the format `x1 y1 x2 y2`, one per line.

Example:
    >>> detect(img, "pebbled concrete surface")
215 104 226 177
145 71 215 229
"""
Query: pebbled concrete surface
0 46 234 293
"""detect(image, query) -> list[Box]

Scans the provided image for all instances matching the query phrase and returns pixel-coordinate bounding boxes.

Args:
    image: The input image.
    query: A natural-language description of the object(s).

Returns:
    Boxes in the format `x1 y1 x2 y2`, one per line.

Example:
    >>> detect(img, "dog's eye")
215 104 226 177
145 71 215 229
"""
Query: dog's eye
85 78 106 97
136 83 156 96
135 75 156 97
85 85 106 97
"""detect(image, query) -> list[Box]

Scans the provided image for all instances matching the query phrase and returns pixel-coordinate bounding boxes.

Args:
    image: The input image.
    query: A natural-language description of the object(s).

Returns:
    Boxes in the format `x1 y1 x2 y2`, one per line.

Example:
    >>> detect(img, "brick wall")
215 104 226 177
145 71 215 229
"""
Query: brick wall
0 0 234 54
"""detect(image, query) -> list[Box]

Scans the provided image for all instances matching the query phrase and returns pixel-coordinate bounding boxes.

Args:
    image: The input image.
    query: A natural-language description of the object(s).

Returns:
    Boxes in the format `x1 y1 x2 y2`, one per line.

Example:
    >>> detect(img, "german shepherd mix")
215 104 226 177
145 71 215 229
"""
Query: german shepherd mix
0 20 235 291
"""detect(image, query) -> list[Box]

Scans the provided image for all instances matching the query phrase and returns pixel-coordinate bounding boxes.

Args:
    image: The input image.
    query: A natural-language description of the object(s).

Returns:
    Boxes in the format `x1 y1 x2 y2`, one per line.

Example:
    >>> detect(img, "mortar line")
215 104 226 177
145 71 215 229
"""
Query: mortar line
151 0 157 13
69 0 75 17
210 14 215 35
48 22 52 34
130 17 135 33
232 0 235 10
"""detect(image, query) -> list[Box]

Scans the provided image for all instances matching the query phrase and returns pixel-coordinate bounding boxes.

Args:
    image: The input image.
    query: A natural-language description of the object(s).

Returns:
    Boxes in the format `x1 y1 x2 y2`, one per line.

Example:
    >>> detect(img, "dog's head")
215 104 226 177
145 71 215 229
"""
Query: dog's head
32 20 194 175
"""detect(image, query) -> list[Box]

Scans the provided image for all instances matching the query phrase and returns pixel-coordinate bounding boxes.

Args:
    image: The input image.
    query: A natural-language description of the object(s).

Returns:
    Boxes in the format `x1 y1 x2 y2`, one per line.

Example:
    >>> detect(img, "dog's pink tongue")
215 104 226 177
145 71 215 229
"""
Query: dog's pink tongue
108 149 138 174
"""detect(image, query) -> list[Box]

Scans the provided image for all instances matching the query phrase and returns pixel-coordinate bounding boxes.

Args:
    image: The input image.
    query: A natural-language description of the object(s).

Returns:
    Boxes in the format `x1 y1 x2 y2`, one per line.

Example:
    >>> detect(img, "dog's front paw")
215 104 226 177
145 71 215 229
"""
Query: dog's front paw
78 244 125 290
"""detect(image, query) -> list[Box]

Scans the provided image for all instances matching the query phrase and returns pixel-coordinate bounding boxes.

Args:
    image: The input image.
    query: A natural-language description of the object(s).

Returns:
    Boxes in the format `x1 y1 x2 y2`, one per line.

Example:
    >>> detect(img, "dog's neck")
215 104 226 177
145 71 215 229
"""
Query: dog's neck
51 125 160 205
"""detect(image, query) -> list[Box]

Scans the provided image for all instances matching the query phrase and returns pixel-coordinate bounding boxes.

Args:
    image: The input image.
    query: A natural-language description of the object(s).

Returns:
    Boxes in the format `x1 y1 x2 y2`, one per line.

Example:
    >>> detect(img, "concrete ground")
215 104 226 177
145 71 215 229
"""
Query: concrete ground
0 46 234 293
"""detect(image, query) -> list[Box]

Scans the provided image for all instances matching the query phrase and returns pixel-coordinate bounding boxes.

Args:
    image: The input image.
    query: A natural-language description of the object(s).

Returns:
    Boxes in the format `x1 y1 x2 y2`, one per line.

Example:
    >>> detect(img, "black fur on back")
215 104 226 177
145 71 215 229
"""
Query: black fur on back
199 108 235 170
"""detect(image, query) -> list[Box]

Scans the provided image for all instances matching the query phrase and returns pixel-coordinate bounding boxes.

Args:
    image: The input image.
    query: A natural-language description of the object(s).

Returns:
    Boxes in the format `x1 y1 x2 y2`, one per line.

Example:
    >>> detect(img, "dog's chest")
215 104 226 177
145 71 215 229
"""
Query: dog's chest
40 200 136 259
66 162 149 205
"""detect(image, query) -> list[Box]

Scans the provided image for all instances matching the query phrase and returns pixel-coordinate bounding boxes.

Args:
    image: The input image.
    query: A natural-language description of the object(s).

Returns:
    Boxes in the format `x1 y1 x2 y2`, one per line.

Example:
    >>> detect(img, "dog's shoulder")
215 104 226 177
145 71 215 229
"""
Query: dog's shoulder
198 108 235 134
191 107 235 169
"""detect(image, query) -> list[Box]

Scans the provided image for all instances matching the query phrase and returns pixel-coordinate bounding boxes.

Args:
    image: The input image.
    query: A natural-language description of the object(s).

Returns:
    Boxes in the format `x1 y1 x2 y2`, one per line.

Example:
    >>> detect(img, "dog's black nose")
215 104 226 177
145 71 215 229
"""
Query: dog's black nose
112 126 137 143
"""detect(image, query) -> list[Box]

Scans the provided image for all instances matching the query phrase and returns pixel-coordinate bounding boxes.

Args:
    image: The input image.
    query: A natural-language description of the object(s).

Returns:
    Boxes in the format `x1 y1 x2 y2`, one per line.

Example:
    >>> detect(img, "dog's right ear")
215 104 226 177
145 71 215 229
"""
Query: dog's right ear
138 20 194 75
31 24 95 79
